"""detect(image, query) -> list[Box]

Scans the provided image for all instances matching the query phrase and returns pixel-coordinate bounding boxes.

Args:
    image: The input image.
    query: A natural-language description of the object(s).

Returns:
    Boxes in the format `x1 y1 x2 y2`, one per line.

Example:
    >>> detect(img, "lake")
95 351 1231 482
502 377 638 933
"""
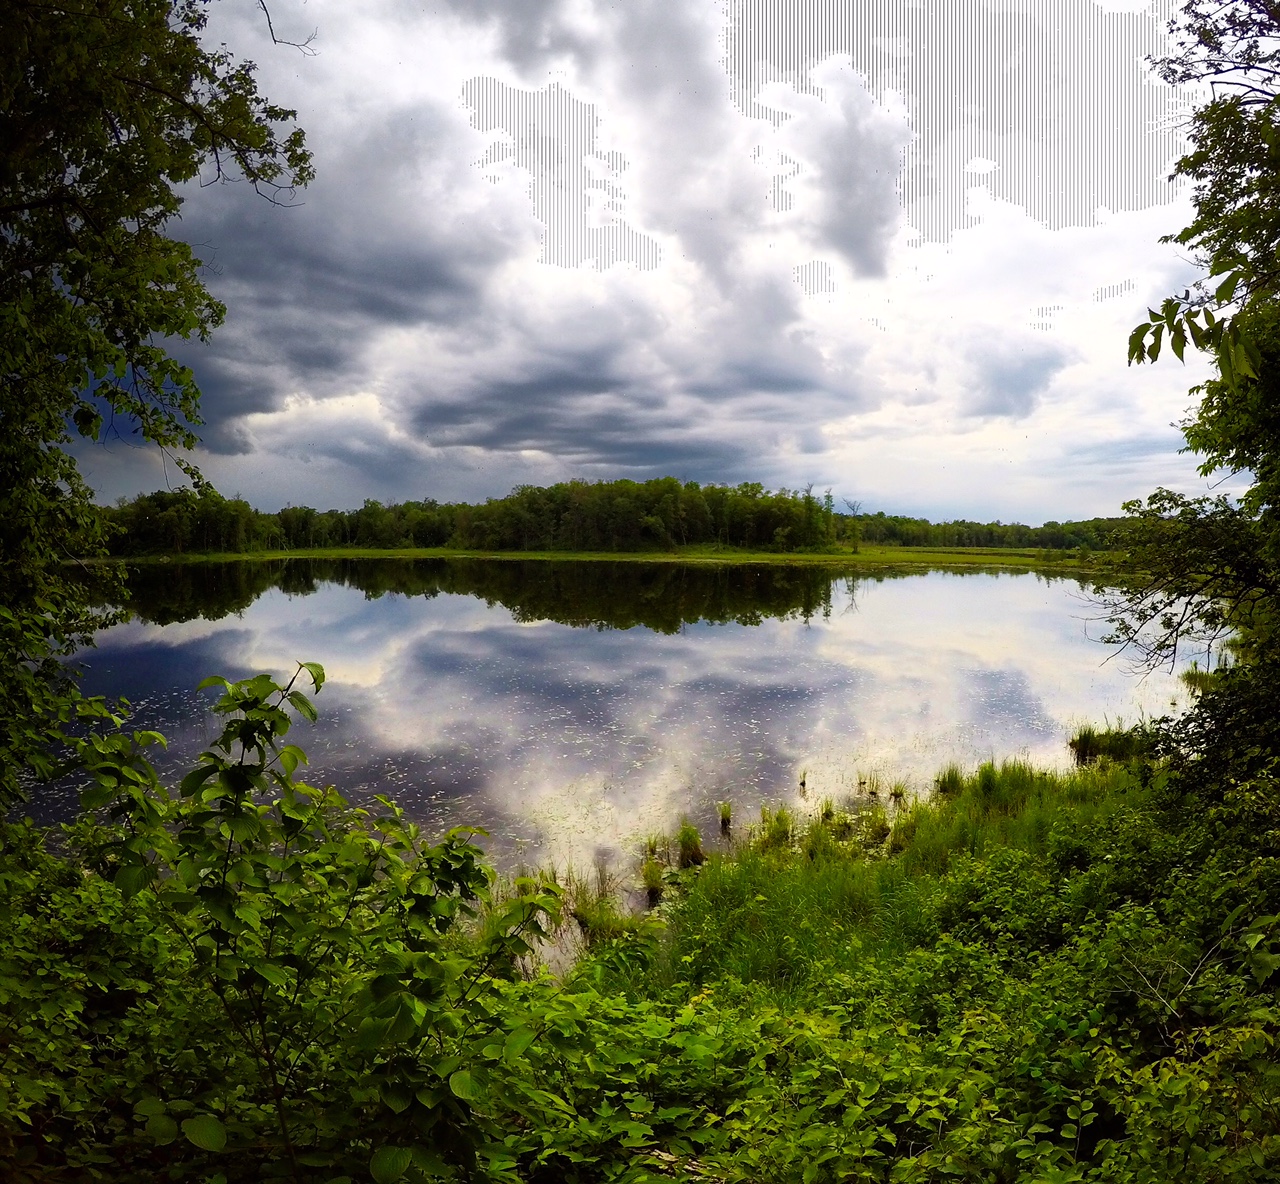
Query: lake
57 557 1185 867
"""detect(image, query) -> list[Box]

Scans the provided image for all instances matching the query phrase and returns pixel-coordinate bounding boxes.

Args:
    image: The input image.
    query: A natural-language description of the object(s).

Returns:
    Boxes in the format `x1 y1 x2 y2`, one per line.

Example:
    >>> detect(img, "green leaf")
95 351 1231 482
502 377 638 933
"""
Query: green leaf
114 863 155 898
449 1069 481 1101
80 784 117 810
300 661 326 692
181 1114 227 1152
504 1027 537 1063
370 1145 412 1183
146 1114 179 1144
1214 271 1240 303
1249 950 1280 983
287 690 318 722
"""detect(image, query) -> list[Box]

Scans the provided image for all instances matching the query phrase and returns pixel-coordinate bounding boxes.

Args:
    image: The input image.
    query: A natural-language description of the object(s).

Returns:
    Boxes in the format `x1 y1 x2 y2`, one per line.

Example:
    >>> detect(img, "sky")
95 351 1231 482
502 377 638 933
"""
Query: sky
79 0 1231 524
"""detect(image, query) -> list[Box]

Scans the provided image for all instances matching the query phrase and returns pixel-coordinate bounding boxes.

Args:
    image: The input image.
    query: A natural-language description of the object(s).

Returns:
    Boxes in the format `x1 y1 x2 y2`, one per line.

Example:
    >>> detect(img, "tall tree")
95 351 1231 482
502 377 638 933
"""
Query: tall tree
1118 1 1280 665
0 0 311 798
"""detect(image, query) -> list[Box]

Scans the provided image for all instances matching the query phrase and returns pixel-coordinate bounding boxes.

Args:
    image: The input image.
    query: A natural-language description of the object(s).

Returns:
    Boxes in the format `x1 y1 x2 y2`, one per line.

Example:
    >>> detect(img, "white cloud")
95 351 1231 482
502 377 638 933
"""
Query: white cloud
75 0 1224 522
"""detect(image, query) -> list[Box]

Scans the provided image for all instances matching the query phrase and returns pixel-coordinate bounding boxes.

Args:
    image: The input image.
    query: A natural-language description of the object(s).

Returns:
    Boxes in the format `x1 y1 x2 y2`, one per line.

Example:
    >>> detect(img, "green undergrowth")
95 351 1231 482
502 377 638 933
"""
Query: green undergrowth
609 761 1144 1004
2 669 1278 1182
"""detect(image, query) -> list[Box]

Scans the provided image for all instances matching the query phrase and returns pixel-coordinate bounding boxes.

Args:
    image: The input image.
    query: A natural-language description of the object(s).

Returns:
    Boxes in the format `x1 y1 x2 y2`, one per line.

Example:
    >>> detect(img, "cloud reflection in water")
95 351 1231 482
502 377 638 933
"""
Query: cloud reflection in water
74 562 1184 867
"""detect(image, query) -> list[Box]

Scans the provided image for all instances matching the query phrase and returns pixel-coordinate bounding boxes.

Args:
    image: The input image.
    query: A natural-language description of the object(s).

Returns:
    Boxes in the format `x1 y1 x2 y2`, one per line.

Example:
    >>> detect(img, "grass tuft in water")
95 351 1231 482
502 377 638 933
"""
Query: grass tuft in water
677 819 705 868
1069 723 1150 766
564 863 640 948
934 763 965 797
641 857 665 907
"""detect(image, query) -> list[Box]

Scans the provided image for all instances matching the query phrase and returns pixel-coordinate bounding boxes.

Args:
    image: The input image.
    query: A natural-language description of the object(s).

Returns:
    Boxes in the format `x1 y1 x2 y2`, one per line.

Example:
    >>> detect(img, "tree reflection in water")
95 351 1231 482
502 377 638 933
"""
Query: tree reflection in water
118 557 890 632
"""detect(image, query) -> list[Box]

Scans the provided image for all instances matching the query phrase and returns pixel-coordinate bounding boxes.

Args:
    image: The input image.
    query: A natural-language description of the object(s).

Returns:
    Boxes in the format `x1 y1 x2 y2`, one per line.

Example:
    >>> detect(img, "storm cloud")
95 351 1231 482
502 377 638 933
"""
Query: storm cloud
77 0 1219 521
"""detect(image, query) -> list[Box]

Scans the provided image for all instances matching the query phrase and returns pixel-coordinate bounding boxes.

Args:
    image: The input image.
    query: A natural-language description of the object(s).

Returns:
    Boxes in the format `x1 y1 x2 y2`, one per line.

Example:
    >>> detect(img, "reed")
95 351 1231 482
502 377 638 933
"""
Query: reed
757 803 794 851
1068 723 1149 766
677 819 705 868
564 862 638 948
641 857 665 907
645 759 1139 1002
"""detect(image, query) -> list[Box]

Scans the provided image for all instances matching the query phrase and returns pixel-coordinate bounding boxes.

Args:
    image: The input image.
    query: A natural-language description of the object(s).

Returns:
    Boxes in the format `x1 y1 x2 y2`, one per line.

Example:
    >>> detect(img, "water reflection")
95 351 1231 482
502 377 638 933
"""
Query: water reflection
58 559 1185 867
120 557 847 632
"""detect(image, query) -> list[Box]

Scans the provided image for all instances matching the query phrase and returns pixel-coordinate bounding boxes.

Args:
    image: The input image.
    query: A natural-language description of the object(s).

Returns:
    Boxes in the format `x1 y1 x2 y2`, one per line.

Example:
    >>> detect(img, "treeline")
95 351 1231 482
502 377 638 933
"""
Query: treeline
101 480 1121 556
853 510 1125 550
102 480 846 555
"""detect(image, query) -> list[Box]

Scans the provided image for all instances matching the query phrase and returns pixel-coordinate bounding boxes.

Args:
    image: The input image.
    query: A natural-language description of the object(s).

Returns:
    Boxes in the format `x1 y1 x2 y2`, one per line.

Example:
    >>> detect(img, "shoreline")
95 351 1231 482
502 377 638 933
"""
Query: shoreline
83 543 1113 573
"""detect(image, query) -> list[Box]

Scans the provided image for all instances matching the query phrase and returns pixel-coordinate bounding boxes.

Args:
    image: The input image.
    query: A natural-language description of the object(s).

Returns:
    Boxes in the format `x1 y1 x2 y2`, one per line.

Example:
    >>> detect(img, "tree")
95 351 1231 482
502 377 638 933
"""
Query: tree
0 1 311 800
1115 1 1280 665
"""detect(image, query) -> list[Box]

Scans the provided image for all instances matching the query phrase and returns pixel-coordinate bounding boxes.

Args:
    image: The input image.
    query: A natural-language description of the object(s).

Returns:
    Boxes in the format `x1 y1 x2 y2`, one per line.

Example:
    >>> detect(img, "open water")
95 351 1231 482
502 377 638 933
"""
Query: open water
50 558 1186 866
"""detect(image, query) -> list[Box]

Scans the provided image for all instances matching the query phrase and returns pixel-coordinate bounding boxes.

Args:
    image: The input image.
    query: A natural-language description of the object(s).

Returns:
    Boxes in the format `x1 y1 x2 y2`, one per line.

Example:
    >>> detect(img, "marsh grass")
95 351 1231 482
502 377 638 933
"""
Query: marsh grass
1068 722 1150 766
677 819 705 868
641 858 665 907
478 760 1139 996
628 759 1140 1002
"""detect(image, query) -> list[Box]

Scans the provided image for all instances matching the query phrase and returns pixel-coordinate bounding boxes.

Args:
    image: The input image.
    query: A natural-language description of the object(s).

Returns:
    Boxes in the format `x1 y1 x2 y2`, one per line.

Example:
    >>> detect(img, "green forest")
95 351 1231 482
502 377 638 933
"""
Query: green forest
100 481 1122 557
4 0 1280 1182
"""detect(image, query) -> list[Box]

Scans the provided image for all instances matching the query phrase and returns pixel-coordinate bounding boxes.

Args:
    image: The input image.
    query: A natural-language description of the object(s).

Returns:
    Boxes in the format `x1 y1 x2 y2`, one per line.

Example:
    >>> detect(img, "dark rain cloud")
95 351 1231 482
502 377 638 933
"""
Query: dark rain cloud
125 0 898 494
171 101 538 452
69 0 1198 520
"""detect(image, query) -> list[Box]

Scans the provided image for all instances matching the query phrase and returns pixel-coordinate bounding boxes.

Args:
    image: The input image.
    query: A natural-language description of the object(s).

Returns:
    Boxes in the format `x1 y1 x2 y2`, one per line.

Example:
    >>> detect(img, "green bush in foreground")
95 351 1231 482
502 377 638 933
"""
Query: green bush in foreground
2 665 1279 1182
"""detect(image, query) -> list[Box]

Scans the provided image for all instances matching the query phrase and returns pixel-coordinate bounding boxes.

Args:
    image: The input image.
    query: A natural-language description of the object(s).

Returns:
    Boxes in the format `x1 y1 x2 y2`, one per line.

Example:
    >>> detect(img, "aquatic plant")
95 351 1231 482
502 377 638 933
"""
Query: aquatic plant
641 858 665 907
1069 722 1149 766
934 763 965 797
677 819 705 868
758 803 794 852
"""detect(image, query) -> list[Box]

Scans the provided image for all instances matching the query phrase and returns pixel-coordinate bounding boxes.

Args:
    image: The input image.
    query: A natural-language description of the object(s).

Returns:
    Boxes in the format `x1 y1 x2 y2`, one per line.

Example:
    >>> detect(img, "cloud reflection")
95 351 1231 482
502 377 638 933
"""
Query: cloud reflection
77 566 1186 867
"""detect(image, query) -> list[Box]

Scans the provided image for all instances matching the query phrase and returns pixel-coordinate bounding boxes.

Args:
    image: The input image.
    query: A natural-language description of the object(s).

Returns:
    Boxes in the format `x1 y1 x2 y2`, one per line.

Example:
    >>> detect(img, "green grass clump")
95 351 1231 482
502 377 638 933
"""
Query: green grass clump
1069 723 1151 766
758 803 794 851
637 760 1138 1002
676 819 705 868
641 857 665 907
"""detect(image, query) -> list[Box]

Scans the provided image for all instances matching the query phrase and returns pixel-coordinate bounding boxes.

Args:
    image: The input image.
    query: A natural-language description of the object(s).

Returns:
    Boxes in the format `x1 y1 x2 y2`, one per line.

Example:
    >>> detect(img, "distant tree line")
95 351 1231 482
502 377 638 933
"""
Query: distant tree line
101 479 1123 556
852 511 1126 551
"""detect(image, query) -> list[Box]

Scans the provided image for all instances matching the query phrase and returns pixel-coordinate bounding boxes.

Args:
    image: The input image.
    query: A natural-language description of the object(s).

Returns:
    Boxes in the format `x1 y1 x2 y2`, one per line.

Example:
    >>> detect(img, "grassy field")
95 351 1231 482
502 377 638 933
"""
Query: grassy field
103 543 1110 572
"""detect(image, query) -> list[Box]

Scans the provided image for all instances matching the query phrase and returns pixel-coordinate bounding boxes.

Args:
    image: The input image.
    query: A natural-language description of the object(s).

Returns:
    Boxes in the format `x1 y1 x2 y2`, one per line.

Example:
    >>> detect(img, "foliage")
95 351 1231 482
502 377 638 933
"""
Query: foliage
104 479 849 556
851 511 1122 551
1119 3 1280 666
1068 723 1152 767
1096 490 1279 666
102 484 1124 559
1129 2 1280 380
0 0 311 802
5 674 1280 1182
2 666 563 1182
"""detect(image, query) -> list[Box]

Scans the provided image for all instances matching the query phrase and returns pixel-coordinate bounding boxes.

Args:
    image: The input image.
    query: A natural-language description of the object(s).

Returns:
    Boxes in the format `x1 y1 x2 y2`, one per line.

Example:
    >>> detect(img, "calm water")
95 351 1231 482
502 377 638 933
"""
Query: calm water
57 558 1185 866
